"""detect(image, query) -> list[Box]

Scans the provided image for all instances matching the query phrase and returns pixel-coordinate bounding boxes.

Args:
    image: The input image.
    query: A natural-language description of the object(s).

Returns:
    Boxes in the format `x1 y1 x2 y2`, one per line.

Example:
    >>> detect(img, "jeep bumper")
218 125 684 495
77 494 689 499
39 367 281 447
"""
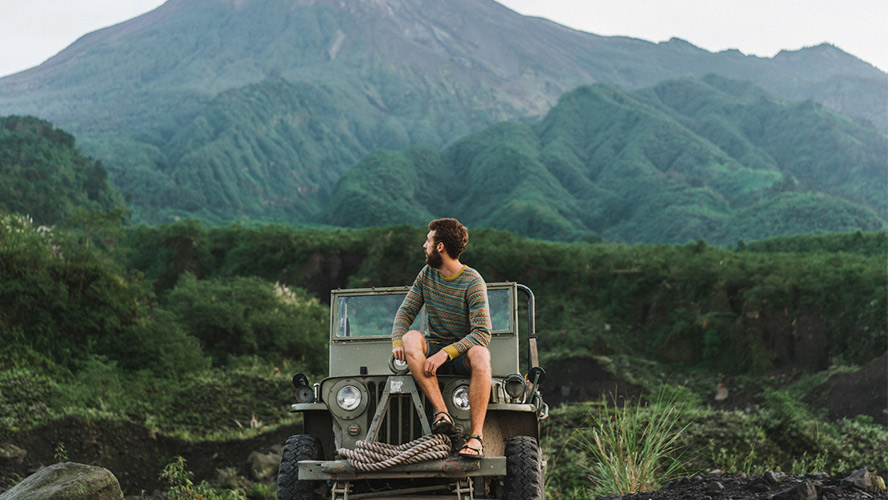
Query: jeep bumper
298 456 507 480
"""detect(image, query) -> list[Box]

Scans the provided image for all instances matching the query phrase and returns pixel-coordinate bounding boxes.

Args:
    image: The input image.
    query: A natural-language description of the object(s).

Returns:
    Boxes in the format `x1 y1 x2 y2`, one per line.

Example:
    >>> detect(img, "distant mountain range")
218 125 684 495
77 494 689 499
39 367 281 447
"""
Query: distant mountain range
0 0 885 238
323 75 886 244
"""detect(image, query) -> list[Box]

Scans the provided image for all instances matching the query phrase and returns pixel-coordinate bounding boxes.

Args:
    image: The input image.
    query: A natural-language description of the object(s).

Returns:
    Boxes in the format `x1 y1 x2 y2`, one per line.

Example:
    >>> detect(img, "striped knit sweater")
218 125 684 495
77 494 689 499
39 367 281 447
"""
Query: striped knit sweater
391 265 491 359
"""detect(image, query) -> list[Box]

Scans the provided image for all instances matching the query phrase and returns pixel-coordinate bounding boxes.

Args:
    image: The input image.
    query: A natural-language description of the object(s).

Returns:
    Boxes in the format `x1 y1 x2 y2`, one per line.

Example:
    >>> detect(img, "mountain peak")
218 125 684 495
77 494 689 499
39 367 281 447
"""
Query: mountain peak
774 43 884 76
660 37 707 53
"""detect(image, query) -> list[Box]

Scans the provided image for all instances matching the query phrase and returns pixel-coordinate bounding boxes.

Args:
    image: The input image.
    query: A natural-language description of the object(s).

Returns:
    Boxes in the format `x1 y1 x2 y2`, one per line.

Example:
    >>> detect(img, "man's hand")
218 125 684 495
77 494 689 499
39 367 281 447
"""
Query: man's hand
392 345 405 361
424 350 449 377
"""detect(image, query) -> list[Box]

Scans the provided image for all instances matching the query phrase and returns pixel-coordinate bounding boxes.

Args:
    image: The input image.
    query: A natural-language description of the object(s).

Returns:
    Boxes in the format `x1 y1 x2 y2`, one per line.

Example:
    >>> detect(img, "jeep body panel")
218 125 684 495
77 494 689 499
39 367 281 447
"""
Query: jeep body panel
280 282 546 499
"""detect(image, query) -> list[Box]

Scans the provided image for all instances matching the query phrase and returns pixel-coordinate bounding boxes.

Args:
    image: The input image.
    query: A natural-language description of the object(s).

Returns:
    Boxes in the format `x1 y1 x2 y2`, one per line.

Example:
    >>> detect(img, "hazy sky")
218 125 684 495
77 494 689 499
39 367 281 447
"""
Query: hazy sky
0 0 885 79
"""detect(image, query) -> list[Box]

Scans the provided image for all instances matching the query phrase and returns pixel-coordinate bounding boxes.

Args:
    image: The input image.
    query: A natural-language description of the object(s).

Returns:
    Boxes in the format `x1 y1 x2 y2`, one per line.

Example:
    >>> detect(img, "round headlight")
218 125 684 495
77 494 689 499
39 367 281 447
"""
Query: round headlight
452 384 471 410
337 385 362 411
504 373 526 400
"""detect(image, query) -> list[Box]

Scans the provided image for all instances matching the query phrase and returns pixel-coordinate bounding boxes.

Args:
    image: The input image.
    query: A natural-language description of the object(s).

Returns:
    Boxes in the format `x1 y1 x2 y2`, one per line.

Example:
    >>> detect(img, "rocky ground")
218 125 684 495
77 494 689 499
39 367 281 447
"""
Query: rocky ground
2 418 887 499
0 417 295 496
608 469 886 500
2 357 885 498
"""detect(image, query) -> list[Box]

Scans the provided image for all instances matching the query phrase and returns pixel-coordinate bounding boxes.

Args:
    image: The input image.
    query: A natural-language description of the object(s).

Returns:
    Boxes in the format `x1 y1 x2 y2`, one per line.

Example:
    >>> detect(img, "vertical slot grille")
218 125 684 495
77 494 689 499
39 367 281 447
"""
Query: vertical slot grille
367 380 430 445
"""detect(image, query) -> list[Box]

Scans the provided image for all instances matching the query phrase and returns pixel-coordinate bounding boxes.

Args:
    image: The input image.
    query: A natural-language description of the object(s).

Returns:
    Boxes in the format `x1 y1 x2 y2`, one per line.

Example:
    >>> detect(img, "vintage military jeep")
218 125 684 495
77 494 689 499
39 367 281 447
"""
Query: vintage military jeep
277 282 548 500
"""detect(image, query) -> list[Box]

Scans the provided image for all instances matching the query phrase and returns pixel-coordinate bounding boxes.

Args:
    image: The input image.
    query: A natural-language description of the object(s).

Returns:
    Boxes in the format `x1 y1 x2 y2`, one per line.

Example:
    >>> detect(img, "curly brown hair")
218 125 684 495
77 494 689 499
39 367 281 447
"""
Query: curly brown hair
428 218 468 258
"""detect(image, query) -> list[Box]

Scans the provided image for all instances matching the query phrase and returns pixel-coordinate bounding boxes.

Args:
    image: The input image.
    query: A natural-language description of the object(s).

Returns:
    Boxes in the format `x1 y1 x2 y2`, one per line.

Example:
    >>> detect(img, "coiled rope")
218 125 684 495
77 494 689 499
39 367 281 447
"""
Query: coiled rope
338 434 452 471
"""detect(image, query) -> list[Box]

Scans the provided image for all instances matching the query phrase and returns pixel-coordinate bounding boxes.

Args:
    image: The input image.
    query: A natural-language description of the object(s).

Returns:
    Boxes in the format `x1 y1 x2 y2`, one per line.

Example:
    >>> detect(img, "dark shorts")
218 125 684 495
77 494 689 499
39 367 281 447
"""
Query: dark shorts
426 340 471 376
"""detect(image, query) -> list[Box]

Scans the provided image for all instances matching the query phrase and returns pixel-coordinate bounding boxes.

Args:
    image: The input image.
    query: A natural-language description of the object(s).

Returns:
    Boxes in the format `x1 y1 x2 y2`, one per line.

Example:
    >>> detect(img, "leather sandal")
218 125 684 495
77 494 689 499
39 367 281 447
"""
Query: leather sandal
431 410 453 435
459 433 483 459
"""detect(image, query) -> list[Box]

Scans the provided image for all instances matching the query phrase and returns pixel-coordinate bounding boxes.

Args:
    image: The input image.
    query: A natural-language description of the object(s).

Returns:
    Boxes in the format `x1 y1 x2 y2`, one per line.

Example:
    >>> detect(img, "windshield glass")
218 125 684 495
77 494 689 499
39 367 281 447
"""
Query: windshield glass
336 294 415 338
335 288 512 338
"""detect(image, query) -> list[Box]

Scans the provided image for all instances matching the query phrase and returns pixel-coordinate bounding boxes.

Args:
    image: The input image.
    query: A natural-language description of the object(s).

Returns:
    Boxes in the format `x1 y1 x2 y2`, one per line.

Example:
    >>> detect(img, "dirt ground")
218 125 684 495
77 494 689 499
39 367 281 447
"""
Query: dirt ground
609 470 887 500
1 356 884 498
0 417 299 496
819 354 888 425
543 354 888 426
3 422 885 500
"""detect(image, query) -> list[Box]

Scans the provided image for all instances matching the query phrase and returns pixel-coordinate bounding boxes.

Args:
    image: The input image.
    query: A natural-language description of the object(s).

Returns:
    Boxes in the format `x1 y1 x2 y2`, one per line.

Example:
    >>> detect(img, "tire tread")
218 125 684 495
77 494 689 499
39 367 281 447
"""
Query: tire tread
504 435 544 500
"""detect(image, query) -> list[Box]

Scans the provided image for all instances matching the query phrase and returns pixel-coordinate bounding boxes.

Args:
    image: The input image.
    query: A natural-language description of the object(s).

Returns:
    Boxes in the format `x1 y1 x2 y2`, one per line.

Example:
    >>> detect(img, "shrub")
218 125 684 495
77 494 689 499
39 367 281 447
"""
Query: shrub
161 456 246 500
166 273 328 371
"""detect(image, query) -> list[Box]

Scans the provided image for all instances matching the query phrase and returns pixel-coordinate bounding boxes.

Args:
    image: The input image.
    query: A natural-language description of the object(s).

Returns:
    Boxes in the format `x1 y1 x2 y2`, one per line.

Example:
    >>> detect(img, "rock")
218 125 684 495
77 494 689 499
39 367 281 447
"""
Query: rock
750 478 772 493
715 382 729 401
707 481 725 493
0 462 122 500
840 468 875 491
247 449 282 481
0 444 26 464
764 470 781 485
771 480 817 500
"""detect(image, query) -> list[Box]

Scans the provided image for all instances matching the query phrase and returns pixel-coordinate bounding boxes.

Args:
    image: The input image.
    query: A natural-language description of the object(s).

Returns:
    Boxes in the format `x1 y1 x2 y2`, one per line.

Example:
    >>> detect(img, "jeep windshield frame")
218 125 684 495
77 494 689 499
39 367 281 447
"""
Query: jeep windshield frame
327 283 520 377
331 283 517 341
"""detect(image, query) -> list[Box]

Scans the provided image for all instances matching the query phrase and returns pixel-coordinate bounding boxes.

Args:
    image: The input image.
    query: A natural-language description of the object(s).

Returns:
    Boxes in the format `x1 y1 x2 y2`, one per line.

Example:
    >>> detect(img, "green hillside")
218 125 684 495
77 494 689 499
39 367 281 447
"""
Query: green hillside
645 75 887 216
3 215 882 385
0 116 128 225
325 77 887 244
2 214 885 495
0 0 884 224
129 78 377 221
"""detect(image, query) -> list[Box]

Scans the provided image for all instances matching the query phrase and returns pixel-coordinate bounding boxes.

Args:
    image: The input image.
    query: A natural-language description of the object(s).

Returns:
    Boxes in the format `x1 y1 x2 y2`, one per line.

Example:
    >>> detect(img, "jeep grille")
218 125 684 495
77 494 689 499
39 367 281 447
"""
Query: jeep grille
367 381 431 445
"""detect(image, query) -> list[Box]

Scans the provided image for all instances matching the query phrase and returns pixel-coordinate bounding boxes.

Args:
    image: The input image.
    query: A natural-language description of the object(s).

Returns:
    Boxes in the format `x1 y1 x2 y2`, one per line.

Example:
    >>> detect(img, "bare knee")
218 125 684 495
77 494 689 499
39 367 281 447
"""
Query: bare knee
402 330 426 357
465 346 490 373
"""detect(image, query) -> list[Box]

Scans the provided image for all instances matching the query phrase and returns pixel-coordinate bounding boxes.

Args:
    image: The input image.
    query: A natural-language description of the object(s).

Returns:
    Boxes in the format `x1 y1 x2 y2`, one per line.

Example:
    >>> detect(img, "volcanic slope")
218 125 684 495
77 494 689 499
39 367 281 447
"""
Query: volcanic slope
0 0 884 223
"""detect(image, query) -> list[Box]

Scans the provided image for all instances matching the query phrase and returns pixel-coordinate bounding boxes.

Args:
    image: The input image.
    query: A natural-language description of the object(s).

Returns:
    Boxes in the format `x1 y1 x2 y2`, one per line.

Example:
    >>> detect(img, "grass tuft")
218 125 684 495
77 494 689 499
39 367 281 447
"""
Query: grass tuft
581 389 690 496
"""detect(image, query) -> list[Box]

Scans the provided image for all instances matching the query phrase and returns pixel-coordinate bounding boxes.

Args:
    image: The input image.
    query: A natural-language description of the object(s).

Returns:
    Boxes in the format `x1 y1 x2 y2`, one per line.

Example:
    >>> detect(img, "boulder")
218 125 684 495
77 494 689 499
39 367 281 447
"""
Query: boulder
771 480 817 500
0 444 26 465
247 446 282 481
840 468 875 491
0 462 122 500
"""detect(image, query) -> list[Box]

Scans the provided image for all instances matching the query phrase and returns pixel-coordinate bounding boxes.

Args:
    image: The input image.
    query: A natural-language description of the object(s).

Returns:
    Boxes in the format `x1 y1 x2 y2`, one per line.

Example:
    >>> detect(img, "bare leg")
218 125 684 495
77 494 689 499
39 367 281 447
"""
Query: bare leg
463 345 491 455
402 330 449 417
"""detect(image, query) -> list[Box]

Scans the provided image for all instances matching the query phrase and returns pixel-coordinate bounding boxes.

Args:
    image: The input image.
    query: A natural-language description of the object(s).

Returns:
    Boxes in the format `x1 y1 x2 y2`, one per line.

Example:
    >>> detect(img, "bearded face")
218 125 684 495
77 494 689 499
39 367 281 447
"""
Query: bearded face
425 240 443 268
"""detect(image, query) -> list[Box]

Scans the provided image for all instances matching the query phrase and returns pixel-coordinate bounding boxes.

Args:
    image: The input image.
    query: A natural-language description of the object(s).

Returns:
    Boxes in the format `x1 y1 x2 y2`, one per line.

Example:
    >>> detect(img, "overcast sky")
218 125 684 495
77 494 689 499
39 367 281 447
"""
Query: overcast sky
0 0 885 79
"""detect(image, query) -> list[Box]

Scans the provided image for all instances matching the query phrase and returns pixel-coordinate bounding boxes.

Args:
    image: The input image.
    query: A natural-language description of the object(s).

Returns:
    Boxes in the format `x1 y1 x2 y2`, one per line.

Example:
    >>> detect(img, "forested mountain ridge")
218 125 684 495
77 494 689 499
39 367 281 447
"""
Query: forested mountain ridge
0 0 884 224
0 116 128 225
324 76 887 244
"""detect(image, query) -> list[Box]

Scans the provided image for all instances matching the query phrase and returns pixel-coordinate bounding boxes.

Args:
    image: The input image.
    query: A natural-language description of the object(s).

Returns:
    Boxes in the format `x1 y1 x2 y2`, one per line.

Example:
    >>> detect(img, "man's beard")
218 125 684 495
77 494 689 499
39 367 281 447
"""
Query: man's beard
426 246 443 268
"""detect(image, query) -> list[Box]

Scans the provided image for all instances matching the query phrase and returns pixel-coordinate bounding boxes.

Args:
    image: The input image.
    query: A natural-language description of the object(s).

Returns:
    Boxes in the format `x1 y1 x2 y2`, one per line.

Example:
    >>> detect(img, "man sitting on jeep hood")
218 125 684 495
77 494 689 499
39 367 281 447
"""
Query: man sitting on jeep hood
391 218 492 458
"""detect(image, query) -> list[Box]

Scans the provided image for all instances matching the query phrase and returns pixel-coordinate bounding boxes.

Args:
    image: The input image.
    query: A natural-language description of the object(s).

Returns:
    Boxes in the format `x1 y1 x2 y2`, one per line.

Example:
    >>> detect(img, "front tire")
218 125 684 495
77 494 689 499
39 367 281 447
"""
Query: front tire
504 436 544 500
277 434 325 500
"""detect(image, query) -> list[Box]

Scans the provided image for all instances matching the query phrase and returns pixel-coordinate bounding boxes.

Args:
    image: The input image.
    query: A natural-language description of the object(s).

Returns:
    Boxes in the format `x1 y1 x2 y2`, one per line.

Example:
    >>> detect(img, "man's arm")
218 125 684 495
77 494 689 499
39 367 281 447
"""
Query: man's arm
392 269 426 359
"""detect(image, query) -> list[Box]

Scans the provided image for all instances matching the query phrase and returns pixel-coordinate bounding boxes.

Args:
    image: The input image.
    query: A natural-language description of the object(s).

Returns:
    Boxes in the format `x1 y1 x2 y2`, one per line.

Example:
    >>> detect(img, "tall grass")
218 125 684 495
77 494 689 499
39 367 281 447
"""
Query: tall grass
581 390 690 497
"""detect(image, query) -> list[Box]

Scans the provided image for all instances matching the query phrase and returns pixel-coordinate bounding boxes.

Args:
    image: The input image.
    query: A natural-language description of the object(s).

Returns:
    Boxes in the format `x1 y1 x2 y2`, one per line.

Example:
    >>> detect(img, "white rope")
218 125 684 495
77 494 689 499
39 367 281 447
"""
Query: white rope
338 434 452 471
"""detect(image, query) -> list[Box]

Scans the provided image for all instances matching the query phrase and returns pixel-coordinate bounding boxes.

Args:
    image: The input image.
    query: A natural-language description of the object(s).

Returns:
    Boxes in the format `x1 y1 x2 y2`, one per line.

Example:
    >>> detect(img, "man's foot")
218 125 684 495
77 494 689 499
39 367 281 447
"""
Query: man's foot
431 410 453 434
459 434 483 459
